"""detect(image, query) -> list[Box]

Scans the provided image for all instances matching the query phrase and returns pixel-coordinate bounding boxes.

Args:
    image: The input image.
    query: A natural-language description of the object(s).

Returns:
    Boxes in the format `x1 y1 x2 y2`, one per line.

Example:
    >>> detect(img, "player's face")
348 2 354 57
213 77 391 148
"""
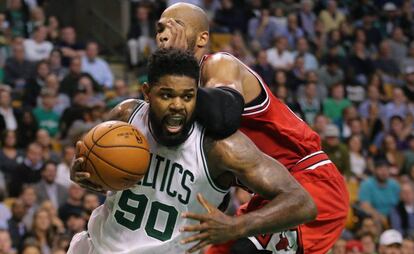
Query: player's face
156 13 197 51
144 75 197 147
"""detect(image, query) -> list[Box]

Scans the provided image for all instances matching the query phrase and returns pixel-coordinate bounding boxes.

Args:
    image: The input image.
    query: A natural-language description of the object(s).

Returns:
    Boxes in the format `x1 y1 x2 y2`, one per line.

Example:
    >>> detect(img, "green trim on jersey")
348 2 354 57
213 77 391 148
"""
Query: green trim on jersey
200 129 229 194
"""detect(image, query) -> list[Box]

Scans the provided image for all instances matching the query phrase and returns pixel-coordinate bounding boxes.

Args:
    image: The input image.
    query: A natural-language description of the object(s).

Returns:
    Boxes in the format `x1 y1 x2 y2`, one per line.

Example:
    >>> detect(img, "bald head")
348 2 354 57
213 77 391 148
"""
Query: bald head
163 3 209 33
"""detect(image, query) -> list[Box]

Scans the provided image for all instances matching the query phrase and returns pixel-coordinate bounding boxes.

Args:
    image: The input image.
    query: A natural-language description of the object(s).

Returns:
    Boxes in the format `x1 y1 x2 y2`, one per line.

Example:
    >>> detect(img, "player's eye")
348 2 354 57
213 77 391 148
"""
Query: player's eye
182 94 193 101
161 93 172 100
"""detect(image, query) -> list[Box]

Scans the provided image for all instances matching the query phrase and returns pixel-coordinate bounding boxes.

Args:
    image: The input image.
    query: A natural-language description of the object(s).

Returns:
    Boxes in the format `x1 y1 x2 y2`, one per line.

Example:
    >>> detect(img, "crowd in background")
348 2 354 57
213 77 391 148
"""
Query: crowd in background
1 0 414 253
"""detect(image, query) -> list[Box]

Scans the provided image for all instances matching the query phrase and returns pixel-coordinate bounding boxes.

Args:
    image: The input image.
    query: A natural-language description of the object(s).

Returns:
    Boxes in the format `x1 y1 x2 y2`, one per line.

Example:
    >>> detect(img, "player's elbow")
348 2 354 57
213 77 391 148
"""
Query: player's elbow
297 188 317 223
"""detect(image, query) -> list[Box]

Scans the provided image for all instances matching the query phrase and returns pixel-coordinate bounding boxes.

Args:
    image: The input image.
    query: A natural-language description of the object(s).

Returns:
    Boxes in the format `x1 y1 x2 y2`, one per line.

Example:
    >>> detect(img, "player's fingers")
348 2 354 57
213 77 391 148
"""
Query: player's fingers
186 240 210 253
181 212 208 222
72 157 85 171
75 171 90 180
180 232 209 244
179 223 208 232
197 193 214 213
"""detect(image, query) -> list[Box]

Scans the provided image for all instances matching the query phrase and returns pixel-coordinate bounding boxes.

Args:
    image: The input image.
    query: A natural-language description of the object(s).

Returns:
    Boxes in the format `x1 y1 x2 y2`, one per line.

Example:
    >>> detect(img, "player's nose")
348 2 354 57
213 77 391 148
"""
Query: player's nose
169 98 184 111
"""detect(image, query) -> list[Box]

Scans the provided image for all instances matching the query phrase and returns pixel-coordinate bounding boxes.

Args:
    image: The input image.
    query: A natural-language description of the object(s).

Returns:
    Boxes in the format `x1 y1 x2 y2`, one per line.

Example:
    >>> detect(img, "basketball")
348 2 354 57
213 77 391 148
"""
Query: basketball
77 121 150 191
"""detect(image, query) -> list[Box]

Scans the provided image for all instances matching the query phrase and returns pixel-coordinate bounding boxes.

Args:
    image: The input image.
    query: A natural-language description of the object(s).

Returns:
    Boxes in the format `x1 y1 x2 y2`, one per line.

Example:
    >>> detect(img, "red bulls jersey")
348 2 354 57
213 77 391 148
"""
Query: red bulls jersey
201 53 322 170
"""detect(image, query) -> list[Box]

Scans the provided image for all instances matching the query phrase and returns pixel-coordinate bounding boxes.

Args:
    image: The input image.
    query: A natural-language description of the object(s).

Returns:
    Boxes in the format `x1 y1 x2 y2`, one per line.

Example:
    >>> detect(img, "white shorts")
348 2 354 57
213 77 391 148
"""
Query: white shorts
67 231 97 254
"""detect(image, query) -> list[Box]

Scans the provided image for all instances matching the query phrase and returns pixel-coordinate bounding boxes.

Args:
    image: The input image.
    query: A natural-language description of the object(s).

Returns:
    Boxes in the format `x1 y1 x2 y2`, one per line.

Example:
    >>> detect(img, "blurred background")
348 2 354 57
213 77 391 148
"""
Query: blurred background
1 0 414 253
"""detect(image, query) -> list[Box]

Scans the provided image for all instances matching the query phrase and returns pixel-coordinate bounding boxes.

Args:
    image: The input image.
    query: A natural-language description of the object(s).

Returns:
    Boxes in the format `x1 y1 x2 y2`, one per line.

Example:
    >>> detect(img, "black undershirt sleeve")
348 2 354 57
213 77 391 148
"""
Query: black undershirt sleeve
195 86 245 139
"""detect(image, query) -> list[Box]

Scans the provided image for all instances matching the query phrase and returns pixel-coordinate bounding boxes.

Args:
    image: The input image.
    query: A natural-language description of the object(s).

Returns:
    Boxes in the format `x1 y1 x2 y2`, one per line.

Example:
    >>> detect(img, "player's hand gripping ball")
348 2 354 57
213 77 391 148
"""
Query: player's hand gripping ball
77 121 150 191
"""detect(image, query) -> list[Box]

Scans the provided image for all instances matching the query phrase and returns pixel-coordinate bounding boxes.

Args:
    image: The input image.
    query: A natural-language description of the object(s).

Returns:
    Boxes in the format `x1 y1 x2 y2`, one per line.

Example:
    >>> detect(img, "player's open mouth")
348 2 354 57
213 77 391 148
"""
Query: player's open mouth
164 115 185 134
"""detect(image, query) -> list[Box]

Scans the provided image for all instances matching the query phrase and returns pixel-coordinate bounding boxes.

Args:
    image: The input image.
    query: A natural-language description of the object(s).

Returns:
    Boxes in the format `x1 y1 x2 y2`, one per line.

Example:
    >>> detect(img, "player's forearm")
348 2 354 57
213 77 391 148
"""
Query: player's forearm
235 188 317 238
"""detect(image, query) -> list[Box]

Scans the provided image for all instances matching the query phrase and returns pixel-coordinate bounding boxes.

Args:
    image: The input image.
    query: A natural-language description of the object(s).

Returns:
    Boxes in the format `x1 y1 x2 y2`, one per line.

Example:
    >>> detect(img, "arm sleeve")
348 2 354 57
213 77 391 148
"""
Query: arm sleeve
196 86 244 139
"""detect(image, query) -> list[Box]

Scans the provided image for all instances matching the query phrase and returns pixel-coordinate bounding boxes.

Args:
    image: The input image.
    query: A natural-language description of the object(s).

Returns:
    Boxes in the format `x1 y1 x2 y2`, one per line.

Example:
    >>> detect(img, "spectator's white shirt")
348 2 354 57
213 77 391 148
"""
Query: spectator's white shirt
0 107 17 131
23 39 53 62
81 56 114 88
56 162 72 189
266 48 294 70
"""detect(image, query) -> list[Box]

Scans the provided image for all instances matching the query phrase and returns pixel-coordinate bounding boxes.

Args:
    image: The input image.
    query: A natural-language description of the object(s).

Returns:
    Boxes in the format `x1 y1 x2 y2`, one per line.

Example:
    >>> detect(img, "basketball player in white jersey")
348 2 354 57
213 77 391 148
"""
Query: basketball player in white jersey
68 49 316 254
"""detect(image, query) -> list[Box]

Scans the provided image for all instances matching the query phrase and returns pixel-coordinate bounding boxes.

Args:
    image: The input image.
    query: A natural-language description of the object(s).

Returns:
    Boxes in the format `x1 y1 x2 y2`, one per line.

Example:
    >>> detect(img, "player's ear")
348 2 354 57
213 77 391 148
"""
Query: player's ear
196 31 209 48
142 82 150 102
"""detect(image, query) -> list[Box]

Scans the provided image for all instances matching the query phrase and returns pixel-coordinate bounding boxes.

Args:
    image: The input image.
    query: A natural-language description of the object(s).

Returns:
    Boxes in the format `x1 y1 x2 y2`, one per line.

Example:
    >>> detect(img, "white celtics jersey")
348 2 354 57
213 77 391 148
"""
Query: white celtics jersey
88 101 229 254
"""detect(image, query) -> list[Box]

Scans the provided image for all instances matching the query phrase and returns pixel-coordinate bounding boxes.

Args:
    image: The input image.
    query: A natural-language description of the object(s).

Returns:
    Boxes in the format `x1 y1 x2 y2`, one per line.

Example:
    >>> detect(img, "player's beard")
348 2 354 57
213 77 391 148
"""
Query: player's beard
148 109 195 147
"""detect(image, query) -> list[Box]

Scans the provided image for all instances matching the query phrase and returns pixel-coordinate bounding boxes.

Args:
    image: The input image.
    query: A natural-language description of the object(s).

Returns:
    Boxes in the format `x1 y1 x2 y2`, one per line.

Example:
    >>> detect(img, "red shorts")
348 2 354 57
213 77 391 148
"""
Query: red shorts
206 162 349 254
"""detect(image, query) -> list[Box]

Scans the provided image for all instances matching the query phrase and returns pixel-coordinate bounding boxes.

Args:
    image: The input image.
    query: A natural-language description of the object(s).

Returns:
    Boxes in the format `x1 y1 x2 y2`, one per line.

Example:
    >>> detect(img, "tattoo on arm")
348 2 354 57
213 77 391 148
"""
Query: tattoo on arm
107 99 144 122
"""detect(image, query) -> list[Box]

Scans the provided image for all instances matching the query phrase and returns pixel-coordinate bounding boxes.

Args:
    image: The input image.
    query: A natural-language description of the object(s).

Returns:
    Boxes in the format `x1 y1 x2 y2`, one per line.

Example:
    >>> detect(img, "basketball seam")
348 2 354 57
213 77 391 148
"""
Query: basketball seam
92 143 150 152
83 141 148 177
91 124 131 143
84 155 115 190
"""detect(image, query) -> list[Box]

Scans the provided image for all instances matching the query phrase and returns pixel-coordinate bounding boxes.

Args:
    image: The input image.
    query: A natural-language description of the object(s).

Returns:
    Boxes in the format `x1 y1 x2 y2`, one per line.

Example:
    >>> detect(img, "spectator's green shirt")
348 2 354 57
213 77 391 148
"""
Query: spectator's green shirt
323 98 352 121
33 107 60 137
359 177 400 216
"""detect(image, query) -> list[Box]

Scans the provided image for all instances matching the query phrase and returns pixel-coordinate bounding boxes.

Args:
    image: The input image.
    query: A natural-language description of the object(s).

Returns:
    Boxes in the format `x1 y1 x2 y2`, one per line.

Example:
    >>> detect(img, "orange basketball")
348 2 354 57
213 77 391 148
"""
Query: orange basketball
77 121 150 191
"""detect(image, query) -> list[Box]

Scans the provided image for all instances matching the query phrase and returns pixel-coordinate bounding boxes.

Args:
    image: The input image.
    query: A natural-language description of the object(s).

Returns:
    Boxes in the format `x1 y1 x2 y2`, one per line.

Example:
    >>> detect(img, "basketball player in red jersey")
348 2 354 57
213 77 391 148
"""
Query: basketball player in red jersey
156 3 349 254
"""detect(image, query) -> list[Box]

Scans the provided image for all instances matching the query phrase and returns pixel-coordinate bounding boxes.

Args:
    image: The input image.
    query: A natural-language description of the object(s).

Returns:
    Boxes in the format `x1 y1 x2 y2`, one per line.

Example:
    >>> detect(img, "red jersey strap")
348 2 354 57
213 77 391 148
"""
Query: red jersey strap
290 151 331 173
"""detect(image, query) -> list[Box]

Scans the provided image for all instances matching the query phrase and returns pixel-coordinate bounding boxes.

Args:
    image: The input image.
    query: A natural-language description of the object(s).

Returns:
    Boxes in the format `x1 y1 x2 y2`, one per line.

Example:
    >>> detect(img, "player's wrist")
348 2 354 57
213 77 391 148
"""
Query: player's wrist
234 215 250 239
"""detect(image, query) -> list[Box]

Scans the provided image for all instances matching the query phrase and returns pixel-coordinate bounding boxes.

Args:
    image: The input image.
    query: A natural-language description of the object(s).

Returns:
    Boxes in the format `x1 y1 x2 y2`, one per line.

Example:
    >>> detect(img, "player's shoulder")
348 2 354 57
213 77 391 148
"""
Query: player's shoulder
202 52 242 71
108 99 145 122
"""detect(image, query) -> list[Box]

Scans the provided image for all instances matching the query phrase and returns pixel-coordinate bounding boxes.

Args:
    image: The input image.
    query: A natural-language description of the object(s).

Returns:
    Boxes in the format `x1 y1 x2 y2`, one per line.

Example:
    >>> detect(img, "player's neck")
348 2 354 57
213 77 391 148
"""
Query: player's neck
194 48 208 62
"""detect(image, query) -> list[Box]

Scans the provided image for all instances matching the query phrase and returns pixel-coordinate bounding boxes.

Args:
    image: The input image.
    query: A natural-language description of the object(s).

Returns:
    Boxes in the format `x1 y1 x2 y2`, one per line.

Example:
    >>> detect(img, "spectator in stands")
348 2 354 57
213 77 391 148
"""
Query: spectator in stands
0 130 24 186
332 238 347 254
297 82 322 125
8 199 27 250
0 229 16 254
359 160 400 225
402 42 414 70
266 36 294 70
359 85 385 119
23 208 54 254
81 41 113 89
318 56 344 88
34 161 67 210
5 0 29 38
59 88 87 142
127 4 155 67
16 109 38 149
389 27 408 65
384 87 408 126
292 37 318 71
23 60 49 107
8 143 43 197
212 0 245 33
374 40 400 80
251 50 274 85
55 145 74 189
297 0 316 39
378 229 403 254
59 57 84 99
46 16 59 44
106 79 129 109
281 13 304 49
319 0 345 33
82 193 99 223
348 135 367 179
323 82 351 122
390 182 414 237
58 184 84 223
21 244 41 254
48 49 67 82
65 210 85 239
360 11 382 48
32 89 59 137
313 113 329 136
322 124 351 176
247 7 279 50
287 55 307 91
379 134 405 177
402 66 414 103
347 41 375 86
23 26 52 62
229 32 254 66
26 7 45 35
57 26 84 67
401 238 414 254
0 89 18 131
20 185 38 231
3 43 34 89
77 74 103 107
39 201 64 235
41 74 69 116
359 232 377 254
34 129 59 163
